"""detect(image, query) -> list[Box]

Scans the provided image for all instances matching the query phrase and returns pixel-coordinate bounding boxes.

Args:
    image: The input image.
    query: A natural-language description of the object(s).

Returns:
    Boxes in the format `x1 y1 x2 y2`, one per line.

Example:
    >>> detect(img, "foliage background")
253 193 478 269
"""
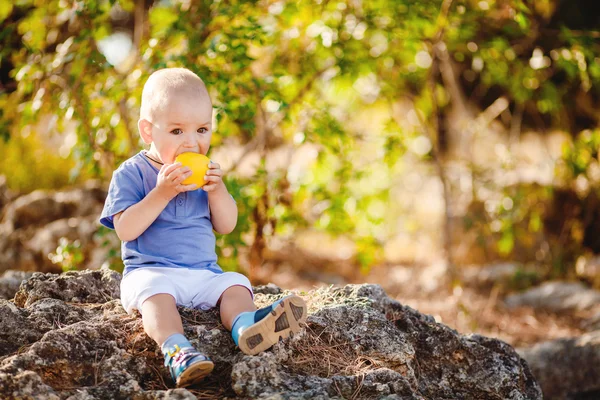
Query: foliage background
2 0 600 285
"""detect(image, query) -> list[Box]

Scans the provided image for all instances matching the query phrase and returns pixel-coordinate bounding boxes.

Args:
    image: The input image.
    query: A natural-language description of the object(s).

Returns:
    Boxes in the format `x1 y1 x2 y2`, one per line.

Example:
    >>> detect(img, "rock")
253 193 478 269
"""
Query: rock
0 225 39 272
0 297 99 356
575 256 600 282
519 331 600 400
0 182 108 273
0 175 16 214
0 270 34 300
460 262 539 289
13 269 121 308
505 281 600 313
0 370 60 400
0 271 542 399
1 182 105 231
582 311 600 331
253 283 283 295
26 216 98 259
0 300 43 356
232 284 541 399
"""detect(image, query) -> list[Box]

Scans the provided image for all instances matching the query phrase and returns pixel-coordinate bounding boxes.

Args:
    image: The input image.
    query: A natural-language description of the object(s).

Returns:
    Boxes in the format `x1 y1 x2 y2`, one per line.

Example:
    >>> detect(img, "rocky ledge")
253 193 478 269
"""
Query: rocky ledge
0 269 541 399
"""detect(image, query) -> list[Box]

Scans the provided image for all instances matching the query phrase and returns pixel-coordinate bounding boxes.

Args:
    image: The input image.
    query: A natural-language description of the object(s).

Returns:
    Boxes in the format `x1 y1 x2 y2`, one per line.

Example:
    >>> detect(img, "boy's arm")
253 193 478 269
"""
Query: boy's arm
203 161 237 234
113 189 170 241
208 184 238 234
114 162 195 241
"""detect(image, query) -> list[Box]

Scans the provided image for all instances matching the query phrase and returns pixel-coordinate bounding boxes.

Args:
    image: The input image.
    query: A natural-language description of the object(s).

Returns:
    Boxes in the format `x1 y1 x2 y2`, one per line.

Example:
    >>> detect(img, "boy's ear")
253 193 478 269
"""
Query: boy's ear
138 119 153 144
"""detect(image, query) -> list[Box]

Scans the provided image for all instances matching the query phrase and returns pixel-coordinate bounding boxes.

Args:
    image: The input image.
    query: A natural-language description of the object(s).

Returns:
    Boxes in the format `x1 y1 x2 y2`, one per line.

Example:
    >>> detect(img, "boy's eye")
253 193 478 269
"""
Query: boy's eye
197 127 208 134
170 128 183 135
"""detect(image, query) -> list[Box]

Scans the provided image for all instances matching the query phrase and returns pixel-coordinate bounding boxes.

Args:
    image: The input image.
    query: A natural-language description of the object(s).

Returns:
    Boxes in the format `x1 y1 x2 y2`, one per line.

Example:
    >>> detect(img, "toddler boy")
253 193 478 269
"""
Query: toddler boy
100 68 307 387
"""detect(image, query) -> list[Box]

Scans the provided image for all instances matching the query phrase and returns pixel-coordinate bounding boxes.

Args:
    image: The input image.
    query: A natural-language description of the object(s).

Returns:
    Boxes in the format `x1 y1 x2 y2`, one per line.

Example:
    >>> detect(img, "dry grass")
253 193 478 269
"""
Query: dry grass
247 287 396 399
255 285 371 314
177 307 225 330
186 365 237 399
281 323 389 400
285 324 382 378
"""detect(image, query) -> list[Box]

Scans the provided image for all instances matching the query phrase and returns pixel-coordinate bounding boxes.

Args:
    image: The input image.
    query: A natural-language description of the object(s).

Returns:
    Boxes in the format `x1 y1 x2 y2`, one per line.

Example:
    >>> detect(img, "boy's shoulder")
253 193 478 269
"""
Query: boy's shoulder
111 152 154 183
114 152 150 174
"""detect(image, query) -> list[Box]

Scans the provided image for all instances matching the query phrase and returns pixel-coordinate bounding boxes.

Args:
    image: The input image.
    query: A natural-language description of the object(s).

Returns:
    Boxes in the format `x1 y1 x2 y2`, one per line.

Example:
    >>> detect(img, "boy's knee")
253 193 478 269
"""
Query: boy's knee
141 292 177 311
218 284 252 304
225 284 252 295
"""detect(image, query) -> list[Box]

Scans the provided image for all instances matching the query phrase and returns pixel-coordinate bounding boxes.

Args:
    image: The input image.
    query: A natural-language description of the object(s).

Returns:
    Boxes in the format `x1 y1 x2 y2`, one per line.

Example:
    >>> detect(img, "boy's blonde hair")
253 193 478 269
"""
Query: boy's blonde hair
140 68 210 120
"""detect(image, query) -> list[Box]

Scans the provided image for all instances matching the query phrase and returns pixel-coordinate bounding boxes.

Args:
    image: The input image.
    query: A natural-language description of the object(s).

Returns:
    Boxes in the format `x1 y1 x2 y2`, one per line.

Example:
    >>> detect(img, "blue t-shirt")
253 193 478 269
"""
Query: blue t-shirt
99 151 222 276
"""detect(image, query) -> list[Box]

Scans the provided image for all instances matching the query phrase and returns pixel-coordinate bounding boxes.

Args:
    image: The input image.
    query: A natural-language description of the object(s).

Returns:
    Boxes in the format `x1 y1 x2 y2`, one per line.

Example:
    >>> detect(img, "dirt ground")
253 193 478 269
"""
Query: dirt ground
255 261 587 349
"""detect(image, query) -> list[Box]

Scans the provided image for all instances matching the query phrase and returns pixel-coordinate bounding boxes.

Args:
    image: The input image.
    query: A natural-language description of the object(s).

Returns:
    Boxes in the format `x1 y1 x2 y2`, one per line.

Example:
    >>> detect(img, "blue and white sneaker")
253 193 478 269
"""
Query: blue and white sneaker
232 294 308 355
164 344 214 388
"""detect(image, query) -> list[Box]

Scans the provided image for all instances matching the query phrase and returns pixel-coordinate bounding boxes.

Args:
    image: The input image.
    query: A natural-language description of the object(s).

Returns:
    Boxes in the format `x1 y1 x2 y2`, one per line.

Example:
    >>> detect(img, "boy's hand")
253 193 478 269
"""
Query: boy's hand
155 162 197 200
203 161 225 192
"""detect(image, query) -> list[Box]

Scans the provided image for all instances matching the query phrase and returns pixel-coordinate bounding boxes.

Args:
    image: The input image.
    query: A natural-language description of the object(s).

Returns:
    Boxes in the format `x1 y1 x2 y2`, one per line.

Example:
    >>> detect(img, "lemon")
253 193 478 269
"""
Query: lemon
175 152 210 187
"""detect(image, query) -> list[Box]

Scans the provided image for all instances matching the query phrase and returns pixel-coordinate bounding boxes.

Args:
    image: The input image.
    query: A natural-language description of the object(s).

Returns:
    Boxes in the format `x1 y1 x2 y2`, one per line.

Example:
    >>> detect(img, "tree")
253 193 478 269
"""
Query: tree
2 0 600 279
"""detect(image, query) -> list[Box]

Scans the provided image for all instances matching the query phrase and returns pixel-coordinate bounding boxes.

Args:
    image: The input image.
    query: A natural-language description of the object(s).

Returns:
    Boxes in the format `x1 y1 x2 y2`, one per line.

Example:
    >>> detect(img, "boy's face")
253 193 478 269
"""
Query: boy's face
141 92 213 164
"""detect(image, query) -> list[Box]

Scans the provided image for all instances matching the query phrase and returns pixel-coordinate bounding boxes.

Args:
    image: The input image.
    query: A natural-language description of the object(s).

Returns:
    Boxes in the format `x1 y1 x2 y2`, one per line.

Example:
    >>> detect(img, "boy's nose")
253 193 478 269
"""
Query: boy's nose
182 134 195 147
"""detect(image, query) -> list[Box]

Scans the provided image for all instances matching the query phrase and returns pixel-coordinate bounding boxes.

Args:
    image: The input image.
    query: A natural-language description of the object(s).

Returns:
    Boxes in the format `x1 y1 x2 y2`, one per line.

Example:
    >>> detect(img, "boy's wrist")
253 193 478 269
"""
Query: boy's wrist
150 187 176 204
207 181 228 197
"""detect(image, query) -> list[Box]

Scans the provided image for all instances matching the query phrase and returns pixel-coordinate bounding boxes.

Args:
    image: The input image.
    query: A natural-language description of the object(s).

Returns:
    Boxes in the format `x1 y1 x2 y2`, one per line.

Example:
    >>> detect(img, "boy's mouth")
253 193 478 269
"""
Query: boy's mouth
177 150 200 156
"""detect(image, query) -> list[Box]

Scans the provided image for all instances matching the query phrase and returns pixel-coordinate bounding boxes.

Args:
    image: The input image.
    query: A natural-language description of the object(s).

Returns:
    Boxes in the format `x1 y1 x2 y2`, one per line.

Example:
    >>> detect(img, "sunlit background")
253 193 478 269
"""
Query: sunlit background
1 0 600 297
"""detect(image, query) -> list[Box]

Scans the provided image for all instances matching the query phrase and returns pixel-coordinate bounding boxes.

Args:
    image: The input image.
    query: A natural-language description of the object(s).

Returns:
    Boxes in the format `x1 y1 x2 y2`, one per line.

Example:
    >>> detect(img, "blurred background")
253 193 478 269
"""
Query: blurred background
1 0 600 354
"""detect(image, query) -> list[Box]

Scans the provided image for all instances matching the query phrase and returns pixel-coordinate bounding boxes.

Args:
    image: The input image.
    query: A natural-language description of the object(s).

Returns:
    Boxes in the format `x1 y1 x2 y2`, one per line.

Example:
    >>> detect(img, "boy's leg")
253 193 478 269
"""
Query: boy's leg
220 286 308 356
141 293 214 387
141 293 184 344
219 285 256 330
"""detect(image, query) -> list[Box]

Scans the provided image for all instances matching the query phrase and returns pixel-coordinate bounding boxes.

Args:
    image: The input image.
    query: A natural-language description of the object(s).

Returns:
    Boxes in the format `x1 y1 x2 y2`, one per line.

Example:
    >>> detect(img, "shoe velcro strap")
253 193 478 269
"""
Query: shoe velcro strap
166 346 208 368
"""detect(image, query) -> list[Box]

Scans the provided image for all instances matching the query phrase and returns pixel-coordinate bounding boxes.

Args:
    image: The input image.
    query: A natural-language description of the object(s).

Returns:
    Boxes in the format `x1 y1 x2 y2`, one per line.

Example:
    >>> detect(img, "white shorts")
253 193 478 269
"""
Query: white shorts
120 267 253 314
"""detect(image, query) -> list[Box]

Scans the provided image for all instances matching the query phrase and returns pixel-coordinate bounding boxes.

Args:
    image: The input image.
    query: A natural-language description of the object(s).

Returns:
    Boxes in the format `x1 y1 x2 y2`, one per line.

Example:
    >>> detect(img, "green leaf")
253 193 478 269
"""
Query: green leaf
498 230 515 256
149 6 179 37
514 13 529 30
0 2 12 23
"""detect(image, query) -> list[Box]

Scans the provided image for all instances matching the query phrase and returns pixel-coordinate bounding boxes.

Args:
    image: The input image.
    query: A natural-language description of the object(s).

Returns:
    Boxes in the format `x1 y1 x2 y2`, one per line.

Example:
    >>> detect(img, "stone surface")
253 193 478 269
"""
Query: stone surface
13 269 121 308
582 311 600 331
232 285 541 399
0 182 107 273
0 175 16 214
505 281 600 313
519 331 600 400
0 270 34 300
460 262 542 291
0 370 60 400
1 183 105 231
0 271 542 399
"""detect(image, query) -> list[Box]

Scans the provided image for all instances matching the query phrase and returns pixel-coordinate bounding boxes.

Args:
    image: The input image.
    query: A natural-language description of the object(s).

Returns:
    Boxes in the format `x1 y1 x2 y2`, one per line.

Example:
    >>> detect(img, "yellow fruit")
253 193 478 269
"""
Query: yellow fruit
175 152 210 187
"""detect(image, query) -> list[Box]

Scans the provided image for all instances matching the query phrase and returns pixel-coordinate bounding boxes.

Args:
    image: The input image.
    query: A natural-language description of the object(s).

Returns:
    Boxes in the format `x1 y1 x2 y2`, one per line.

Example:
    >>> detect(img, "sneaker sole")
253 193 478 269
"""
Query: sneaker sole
238 294 308 356
176 359 215 388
